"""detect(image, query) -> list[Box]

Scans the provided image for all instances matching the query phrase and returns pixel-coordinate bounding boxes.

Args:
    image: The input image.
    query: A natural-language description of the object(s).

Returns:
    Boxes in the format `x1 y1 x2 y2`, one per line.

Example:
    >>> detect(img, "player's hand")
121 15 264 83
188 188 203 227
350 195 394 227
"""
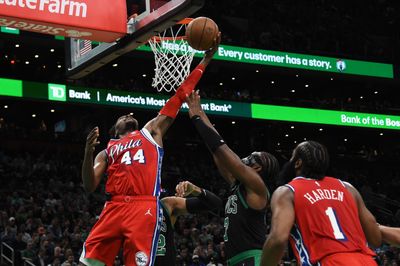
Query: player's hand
186 90 203 119
85 127 100 153
175 181 202 197
205 32 221 59
202 32 221 66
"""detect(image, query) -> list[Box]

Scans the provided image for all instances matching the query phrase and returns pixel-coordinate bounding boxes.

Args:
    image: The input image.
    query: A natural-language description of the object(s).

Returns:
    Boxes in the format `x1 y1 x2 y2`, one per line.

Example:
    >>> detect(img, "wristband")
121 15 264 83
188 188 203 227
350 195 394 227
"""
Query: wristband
191 115 225 152
159 65 205 119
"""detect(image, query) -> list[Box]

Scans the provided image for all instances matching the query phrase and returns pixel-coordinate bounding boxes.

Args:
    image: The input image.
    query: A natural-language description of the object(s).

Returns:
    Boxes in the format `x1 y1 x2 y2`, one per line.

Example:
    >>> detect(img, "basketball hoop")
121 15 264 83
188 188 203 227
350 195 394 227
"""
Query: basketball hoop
148 18 196 92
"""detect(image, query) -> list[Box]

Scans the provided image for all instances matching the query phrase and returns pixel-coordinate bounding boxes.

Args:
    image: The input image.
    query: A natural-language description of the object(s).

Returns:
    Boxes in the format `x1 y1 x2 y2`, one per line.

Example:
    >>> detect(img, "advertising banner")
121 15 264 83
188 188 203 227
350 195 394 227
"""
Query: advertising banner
0 0 127 42
46 84 251 117
1 77 399 130
137 43 394 78
252 104 400 130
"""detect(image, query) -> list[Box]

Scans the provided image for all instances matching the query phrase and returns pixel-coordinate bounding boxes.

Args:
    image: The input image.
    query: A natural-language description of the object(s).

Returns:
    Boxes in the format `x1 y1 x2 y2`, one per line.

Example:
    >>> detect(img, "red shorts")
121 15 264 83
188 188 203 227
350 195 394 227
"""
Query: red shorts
81 196 161 266
320 252 377 266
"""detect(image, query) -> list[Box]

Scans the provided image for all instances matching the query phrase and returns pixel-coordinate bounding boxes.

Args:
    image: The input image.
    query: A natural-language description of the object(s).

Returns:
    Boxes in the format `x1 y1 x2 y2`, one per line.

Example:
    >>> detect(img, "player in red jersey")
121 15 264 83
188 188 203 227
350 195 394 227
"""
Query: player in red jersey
261 141 382 266
79 34 221 266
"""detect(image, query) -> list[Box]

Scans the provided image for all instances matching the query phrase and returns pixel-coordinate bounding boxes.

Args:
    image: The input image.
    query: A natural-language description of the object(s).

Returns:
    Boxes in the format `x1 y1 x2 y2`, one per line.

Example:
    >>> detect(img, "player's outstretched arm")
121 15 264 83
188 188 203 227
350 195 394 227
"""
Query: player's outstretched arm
144 33 221 147
82 127 107 193
186 91 268 209
212 155 235 185
183 90 236 185
261 186 295 266
379 225 400 246
344 182 382 247
161 181 222 223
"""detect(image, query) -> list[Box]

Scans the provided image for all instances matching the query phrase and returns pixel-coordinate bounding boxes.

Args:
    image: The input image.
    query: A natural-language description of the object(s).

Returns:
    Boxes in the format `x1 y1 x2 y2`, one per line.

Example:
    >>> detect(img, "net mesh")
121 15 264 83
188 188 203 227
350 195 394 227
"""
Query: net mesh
148 24 196 92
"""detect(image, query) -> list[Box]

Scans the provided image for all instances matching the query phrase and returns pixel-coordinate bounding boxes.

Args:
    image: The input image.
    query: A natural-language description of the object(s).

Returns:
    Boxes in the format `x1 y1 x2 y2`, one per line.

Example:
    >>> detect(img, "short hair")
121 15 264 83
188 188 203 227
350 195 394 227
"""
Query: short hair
109 125 116 138
294 141 329 180
114 115 139 138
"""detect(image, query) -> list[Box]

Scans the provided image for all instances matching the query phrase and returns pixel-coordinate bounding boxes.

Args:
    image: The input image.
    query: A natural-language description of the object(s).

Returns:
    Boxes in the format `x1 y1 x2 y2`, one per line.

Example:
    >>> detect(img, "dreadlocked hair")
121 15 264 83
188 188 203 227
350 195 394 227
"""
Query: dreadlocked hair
258 152 280 185
295 141 329 180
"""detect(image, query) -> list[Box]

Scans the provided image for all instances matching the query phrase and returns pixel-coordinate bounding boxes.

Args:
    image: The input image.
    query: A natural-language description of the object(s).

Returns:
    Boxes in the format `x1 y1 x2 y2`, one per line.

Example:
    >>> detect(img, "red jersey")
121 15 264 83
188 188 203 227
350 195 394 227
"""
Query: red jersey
105 128 163 197
286 176 375 265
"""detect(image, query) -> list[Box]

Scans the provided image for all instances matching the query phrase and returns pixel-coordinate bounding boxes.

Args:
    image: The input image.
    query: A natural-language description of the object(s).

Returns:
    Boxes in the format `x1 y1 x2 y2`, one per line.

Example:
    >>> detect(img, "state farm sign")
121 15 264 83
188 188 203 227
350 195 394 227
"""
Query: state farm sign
0 0 127 42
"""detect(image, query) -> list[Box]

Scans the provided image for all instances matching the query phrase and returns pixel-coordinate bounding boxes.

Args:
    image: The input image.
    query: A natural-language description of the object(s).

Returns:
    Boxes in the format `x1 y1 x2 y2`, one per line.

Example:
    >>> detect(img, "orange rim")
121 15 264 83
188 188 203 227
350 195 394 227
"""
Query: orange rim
148 18 192 43
177 18 193 24
150 35 187 43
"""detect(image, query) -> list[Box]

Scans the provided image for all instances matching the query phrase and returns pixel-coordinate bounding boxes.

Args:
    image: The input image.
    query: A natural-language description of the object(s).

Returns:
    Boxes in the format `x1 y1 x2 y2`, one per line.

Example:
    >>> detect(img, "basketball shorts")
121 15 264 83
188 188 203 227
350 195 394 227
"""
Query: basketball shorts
227 250 262 266
320 252 377 266
80 196 162 266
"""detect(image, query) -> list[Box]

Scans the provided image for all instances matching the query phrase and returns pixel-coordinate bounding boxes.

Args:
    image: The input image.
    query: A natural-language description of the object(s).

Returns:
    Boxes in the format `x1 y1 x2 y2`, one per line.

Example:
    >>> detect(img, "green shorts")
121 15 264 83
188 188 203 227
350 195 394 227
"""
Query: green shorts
227 249 262 266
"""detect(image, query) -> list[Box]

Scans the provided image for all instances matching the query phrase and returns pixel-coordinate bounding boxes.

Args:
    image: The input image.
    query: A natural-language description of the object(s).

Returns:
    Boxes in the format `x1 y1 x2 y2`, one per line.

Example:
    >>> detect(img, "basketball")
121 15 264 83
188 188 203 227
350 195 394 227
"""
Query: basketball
185 17 219 51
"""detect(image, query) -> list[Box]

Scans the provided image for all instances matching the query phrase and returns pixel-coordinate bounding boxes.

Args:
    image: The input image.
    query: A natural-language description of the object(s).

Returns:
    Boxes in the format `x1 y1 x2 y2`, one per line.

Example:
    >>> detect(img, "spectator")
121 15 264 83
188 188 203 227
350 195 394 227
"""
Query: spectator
21 241 36 261
207 255 223 266
51 258 62 266
8 217 17 235
190 254 206 266
53 246 65 263
1 225 16 246
61 255 77 266
13 232 27 254
33 248 50 266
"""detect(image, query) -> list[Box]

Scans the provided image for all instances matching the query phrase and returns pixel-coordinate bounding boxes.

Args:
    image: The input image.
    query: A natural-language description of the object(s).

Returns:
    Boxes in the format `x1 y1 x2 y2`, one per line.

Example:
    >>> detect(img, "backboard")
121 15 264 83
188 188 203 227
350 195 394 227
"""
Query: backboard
66 0 204 79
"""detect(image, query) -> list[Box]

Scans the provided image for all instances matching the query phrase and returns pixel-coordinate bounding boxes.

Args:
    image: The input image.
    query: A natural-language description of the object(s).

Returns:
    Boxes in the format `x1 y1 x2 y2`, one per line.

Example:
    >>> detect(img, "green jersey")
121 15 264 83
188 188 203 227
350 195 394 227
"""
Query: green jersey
224 183 267 265
155 202 175 266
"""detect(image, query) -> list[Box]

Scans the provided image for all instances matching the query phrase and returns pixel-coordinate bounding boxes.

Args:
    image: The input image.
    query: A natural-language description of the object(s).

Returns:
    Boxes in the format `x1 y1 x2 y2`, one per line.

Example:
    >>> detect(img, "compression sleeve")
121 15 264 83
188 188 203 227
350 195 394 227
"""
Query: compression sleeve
159 64 205 119
191 115 225 152
185 189 223 213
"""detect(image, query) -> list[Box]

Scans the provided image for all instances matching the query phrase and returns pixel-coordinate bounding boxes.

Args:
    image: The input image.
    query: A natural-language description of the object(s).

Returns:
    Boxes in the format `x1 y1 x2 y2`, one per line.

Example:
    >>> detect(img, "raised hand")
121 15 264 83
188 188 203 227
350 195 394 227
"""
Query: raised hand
201 32 221 67
85 127 100 153
185 90 203 119
204 32 221 60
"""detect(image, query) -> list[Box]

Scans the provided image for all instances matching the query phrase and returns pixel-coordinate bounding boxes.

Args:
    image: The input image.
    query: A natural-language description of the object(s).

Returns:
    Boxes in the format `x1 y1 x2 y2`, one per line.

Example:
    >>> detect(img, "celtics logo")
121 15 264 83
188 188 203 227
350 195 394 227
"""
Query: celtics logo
336 59 346 72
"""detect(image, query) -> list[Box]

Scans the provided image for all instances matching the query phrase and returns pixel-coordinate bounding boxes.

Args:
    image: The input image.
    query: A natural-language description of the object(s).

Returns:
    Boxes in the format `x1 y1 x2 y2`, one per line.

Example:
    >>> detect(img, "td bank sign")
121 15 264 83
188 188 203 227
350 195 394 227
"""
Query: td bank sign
45 84 250 117
48 84 93 102
48 83 66 101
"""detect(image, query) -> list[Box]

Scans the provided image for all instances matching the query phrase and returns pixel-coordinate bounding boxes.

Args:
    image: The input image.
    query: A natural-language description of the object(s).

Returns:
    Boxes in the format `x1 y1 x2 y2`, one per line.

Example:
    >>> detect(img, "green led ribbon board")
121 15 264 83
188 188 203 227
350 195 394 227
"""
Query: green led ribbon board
252 104 400 130
1 77 400 130
136 43 394 79
0 27 394 78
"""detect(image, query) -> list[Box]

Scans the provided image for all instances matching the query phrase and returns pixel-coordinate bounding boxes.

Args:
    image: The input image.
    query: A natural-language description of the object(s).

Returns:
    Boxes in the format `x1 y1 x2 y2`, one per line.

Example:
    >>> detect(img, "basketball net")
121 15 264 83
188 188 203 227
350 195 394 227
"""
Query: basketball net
148 19 195 92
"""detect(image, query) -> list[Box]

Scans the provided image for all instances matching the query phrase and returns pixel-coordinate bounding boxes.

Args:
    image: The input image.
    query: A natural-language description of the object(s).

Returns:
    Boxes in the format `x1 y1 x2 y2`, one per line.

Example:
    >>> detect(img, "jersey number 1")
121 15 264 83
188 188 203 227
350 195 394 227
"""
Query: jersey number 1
325 207 346 240
121 149 145 165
